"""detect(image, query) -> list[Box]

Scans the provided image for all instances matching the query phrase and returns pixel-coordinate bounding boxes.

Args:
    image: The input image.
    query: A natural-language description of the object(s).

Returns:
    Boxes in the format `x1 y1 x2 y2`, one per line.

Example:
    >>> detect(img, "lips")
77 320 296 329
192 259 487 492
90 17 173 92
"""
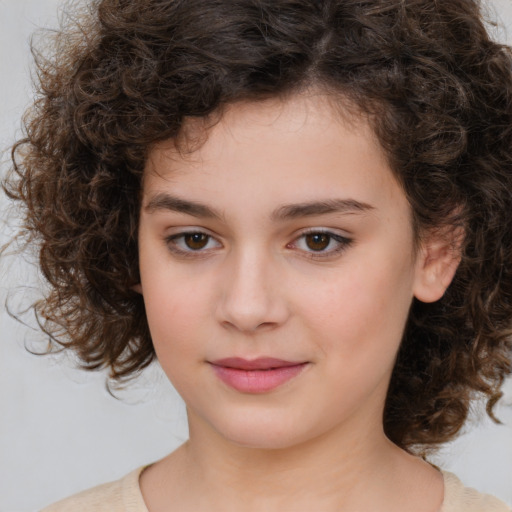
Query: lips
211 357 304 370
209 357 309 393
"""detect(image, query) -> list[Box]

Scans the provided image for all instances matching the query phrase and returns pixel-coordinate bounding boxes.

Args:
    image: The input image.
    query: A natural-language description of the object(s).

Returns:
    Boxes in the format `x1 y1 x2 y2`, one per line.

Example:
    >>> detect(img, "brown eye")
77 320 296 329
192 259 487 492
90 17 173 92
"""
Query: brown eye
290 231 352 258
305 233 331 251
184 233 210 250
166 231 221 256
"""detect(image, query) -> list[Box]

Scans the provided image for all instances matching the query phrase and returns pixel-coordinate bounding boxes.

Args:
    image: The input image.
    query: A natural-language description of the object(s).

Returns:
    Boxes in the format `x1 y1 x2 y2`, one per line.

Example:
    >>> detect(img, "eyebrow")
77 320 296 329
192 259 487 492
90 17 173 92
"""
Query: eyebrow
144 193 374 221
144 193 224 220
271 198 375 220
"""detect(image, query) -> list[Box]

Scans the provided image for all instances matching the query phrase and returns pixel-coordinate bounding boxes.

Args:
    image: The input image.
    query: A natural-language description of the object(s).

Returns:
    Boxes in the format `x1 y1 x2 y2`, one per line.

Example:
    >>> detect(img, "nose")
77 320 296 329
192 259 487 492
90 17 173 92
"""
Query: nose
215 248 290 333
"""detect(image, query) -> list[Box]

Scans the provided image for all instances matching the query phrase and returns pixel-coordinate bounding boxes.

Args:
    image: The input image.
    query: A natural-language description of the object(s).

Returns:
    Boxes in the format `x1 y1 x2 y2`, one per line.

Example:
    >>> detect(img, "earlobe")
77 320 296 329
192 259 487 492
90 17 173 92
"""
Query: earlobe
132 283 143 294
413 226 464 303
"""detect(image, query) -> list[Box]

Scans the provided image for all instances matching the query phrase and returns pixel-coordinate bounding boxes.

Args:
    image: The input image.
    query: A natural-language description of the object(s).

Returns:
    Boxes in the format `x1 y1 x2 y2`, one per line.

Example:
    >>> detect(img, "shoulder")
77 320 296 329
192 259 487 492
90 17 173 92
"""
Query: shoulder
440 471 511 512
40 467 148 512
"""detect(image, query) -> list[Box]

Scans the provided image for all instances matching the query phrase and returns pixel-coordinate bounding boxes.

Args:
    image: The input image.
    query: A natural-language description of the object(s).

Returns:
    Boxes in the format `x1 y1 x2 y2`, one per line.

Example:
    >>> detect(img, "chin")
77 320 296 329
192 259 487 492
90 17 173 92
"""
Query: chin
205 411 319 451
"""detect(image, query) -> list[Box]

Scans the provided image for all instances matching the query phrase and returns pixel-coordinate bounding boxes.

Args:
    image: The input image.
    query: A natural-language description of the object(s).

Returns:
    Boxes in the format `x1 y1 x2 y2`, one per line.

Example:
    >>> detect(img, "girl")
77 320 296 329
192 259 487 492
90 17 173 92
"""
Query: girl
4 0 512 510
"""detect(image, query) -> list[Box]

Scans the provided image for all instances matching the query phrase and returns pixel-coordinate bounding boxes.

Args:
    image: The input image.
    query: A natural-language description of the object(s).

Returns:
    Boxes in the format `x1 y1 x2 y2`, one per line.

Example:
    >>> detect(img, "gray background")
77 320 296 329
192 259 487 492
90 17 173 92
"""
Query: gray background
1 1 511 510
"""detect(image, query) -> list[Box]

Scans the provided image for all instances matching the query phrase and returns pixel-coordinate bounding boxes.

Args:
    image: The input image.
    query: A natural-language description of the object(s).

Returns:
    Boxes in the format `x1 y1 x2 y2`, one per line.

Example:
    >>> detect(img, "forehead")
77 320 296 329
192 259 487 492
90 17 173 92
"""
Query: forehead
143 93 407 220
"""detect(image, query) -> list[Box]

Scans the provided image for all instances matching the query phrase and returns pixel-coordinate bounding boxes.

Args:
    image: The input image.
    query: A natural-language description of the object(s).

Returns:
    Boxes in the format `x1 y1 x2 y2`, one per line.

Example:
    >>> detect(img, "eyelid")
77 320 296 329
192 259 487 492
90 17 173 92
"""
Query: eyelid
163 227 353 260
288 228 353 259
164 228 222 257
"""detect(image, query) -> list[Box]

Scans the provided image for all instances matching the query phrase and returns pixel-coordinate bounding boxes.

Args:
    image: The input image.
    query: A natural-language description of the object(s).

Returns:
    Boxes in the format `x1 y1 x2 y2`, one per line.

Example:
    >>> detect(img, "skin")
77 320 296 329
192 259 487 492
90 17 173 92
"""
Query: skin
136 93 459 512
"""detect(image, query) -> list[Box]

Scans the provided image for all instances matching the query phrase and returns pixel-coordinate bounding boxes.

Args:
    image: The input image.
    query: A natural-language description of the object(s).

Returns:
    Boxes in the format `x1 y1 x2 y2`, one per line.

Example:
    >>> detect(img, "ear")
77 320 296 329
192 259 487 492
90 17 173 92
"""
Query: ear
132 283 143 294
413 225 464 303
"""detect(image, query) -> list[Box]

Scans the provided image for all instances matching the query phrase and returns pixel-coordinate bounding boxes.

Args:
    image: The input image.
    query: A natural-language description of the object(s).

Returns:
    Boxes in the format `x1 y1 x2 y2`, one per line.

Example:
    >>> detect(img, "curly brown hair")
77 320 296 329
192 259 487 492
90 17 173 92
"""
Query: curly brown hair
3 0 512 454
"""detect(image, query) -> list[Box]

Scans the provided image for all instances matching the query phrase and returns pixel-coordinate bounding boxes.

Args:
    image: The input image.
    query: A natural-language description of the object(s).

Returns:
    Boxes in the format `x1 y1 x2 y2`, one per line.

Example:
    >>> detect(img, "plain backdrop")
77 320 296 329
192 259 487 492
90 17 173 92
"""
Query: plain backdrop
1 1 512 510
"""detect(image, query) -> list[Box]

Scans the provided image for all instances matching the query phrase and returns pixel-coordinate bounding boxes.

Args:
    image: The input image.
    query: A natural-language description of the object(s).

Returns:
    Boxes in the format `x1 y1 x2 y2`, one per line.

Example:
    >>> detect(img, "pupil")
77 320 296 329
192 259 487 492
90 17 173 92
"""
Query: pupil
185 233 208 250
306 233 330 251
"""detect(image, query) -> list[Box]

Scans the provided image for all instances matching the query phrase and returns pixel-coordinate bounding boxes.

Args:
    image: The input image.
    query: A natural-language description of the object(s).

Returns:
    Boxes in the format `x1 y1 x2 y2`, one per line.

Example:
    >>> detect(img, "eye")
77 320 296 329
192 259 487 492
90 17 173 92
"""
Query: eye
289 230 352 257
303 233 332 251
165 231 221 254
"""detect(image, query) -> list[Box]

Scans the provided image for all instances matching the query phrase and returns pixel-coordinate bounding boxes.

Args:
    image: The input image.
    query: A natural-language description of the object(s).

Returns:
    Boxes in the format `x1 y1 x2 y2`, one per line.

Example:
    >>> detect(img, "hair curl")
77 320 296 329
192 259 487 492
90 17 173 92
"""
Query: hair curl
4 0 512 453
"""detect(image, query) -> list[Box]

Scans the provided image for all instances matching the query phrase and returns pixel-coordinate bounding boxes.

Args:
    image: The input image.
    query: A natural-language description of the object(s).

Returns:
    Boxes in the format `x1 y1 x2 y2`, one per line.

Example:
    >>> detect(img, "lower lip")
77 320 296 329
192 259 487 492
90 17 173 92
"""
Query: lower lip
210 363 308 393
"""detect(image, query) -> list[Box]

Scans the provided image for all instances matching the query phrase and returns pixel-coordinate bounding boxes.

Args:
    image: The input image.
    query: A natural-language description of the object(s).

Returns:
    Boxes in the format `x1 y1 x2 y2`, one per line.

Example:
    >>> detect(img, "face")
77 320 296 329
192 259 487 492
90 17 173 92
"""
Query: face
137 94 430 450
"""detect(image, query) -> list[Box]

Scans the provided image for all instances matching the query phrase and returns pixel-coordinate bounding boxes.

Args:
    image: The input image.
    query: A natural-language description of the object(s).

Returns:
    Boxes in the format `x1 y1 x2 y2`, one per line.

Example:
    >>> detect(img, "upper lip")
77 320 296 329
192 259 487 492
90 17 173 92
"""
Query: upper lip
209 357 306 370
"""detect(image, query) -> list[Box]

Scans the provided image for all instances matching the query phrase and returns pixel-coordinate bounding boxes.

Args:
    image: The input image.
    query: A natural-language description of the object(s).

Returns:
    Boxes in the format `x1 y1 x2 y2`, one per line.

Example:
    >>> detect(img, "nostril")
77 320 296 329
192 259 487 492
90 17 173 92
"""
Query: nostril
220 318 279 333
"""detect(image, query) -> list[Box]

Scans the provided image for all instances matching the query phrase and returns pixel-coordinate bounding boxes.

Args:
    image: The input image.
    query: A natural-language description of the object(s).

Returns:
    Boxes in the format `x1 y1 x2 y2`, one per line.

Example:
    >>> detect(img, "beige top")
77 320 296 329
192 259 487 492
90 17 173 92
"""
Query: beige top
41 466 511 512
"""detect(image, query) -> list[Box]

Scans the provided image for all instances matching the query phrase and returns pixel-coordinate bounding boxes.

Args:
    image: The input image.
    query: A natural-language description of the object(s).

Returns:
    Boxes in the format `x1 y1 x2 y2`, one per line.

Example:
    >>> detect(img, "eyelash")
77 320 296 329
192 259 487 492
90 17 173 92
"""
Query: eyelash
287 229 353 259
164 231 221 259
164 229 353 260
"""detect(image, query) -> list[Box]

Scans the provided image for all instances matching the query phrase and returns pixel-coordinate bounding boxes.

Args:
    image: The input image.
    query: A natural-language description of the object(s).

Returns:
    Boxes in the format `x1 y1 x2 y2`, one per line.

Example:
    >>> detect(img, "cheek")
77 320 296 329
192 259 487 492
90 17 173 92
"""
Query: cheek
146 283 186 328
141 269 213 360
295 258 414 360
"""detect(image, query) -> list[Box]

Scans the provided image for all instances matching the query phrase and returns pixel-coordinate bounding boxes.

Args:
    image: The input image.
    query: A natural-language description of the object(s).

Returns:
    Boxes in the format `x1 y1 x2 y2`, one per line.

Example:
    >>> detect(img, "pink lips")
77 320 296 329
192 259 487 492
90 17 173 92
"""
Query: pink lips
209 357 308 393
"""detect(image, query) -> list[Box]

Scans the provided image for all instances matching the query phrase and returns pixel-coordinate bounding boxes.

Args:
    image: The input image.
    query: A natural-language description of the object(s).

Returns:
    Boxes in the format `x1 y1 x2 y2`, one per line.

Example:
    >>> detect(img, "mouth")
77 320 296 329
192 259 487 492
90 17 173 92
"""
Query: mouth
208 357 309 393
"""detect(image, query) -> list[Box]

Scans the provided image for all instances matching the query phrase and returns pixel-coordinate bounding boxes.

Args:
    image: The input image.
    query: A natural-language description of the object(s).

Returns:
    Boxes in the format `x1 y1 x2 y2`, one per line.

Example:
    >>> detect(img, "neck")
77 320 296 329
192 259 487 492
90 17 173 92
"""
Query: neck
140 408 444 512
160 411 432 512
195 412 381 480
